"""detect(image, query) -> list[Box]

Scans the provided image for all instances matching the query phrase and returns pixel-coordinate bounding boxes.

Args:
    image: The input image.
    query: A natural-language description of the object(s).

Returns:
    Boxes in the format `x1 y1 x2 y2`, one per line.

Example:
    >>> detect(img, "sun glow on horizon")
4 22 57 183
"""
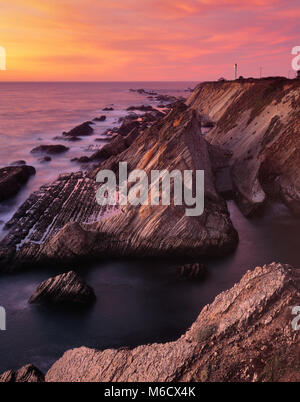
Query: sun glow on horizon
0 0 299 81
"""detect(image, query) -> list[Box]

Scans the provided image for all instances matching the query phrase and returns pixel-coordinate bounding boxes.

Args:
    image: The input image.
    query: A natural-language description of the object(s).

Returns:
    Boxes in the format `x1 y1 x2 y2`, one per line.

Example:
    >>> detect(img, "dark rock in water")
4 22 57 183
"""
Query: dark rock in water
10 160 26 166
178 263 206 279
0 165 36 202
29 270 96 306
0 364 44 382
129 88 158 96
53 135 82 142
126 105 154 112
38 156 52 163
155 94 178 103
71 156 90 164
63 121 94 137
31 145 69 155
93 115 106 122
103 107 114 111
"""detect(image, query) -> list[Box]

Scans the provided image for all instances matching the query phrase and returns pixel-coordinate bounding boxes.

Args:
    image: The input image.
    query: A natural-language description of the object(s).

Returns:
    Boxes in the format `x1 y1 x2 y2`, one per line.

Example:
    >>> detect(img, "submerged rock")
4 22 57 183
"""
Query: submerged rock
38 156 52 163
10 160 26 166
46 263 300 382
0 364 44 382
178 263 206 279
29 270 96 306
31 145 69 155
0 165 36 202
126 105 154 112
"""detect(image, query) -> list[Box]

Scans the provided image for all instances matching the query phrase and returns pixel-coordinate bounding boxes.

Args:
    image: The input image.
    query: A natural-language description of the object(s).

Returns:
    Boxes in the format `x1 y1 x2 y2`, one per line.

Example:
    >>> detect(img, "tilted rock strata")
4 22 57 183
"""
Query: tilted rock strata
0 103 237 271
46 263 300 382
29 270 96 305
0 364 44 382
187 78 300 216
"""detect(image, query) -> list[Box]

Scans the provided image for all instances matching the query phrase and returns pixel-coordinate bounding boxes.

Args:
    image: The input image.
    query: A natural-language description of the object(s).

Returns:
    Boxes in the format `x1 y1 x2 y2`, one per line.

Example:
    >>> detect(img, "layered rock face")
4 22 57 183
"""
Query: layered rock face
0 103 237 271
0 165 36 202
0 364 44 382
29 271 96 306
187 78 300 216
46 263 300 382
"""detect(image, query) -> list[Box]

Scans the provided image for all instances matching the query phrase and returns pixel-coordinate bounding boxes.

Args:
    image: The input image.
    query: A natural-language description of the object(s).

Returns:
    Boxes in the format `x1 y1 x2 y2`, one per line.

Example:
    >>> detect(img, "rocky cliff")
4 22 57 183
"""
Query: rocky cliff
187 78 300 216
0 103 237 272
46 263 300 382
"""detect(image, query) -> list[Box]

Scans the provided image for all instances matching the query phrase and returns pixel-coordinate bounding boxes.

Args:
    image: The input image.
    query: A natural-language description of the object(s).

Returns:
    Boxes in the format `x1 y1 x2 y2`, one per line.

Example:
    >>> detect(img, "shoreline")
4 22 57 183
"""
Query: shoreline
1 78 300 381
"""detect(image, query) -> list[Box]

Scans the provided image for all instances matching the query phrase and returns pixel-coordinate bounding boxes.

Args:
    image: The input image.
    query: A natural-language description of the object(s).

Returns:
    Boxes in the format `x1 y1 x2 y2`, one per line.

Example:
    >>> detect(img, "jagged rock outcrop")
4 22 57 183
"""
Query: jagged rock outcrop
46 263 300 382
0 364 44 382
29 270 96 305
89 128 140 162
0 165 36 202
63 121 94 137
0 103 237 271
187 78 300 216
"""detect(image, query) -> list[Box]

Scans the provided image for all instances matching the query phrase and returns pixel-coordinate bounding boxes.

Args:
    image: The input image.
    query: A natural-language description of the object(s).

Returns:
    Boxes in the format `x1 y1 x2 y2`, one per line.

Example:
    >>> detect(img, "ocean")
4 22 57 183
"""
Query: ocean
0 81 196 232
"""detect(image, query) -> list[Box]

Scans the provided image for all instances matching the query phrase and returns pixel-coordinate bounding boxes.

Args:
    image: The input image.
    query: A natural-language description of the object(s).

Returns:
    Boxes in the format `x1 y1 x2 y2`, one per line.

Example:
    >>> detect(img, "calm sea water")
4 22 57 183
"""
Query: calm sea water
0 81 195 229
0 82 300 374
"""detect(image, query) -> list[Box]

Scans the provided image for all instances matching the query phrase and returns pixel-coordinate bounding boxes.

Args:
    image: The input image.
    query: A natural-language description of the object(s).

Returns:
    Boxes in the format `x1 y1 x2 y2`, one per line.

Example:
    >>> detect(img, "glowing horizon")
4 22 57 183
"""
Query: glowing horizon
0 0 299 81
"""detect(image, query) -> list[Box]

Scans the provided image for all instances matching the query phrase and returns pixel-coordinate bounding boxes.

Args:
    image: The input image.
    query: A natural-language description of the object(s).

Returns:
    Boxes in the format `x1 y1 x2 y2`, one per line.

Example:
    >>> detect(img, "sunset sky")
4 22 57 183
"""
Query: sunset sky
0 0 299 81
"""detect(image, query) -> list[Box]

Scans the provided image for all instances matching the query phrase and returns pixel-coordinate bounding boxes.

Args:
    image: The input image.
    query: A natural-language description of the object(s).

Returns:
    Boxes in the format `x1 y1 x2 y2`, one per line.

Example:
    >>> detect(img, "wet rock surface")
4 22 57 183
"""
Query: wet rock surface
45 263 300 382
29 270 96 306
31 144 69 155
63 121 94 137
0 165 36 202
0 364 44 382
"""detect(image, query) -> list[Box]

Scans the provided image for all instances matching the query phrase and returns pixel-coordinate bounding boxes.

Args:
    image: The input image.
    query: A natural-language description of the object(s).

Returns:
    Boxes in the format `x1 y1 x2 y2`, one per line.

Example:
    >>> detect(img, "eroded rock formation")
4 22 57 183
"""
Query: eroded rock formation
0 102 237 271
46 263 300 382
29 270 96 305
187 78 300 216
0 364 44 382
